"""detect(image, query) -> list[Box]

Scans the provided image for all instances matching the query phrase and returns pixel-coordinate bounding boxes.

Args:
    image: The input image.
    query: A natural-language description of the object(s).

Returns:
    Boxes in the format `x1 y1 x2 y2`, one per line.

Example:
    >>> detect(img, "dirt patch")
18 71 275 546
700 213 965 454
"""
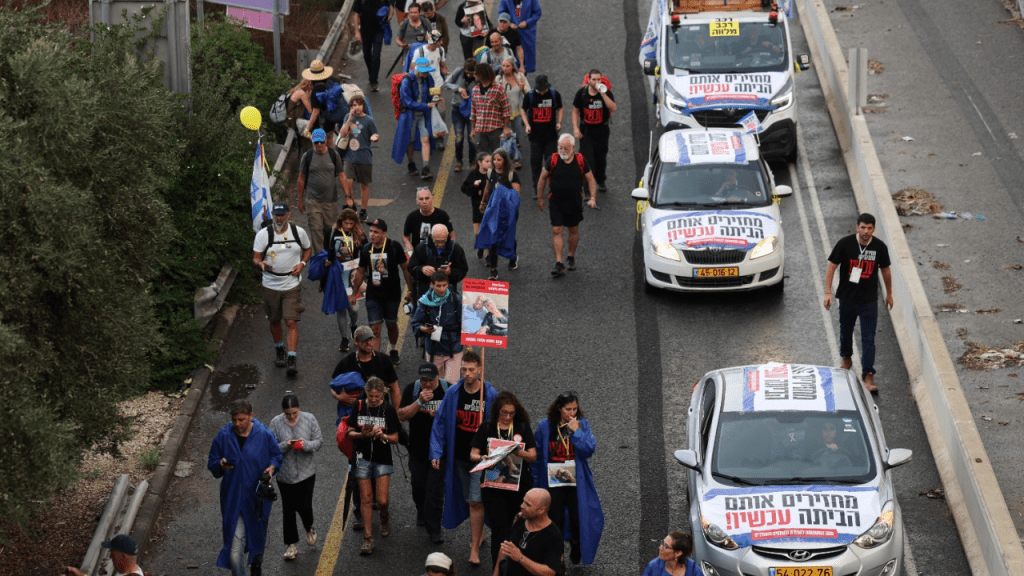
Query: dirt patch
867 58 885 74
932 261 950 270
893 188 944 216
942 276 962 294
0 392 183 576
958 341 1024 370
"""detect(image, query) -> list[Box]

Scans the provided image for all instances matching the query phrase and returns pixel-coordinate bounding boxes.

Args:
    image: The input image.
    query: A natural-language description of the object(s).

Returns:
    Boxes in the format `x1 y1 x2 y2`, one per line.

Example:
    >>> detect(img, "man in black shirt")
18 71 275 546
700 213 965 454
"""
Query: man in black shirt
398 363 450 543
495 13 524 75
353 0 391 91
404 187 456 252
823 213 893 392
571 69 617 194
350 219 415 365
536 134 597 277
408 223 470 300
498 488 564 576
521 75 563 192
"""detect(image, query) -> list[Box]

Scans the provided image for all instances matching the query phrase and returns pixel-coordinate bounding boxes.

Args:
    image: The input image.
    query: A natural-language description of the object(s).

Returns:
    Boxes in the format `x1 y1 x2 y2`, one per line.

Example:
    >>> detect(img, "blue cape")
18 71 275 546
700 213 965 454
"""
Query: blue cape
330 371 366 425
428 380 498 529
320 253 351 315
391 73 436 164
307 250 328 281
403 42 427 72
207 419 283 569
499 0 541 73
474 183 520 259
532 418 605 565
377 5 392 46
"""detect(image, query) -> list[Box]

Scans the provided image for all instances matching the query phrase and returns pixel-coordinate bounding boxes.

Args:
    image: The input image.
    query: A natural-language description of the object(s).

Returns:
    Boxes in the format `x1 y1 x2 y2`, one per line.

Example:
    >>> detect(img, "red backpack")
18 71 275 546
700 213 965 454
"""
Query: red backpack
580 74 613 121
549 153 587 197
390 73 408 119
335 400 361 460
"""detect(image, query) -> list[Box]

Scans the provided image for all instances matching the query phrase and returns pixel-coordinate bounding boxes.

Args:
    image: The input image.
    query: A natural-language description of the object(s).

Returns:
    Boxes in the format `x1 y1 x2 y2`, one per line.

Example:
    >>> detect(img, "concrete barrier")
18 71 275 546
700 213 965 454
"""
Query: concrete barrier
795 0 1024 574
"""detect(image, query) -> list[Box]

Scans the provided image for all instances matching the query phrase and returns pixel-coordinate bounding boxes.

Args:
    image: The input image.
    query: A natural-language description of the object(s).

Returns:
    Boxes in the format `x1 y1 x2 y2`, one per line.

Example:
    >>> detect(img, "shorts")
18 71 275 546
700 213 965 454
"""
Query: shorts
549 193 584 228
411 113 429 143
262 285 304 323
454 459 483 503
354 458 394 479
346 162 373 184
365 297 400 325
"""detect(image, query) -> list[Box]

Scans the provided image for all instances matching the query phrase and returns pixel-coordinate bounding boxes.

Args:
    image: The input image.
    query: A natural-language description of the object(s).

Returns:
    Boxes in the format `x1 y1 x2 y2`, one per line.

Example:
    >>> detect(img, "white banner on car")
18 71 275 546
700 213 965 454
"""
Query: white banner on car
741 363 835 413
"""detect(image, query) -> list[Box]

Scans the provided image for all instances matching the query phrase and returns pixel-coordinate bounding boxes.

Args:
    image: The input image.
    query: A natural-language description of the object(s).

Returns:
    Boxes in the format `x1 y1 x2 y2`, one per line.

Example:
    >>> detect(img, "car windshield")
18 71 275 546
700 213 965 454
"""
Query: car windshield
653 162 769 208
666 22 787 74
711 411 876 485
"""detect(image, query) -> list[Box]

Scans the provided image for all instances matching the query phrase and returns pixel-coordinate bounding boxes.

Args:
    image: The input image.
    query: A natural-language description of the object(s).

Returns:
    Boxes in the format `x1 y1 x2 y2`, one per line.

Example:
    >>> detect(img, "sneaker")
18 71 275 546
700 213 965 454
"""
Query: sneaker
421 166 433 180
380 518 391 537
352 518 365 532
389 349 401 365
360 535 374 555
274 346 286 367
514 160 522 169
306 527 317 547
551 262 566 276
454 160 463 173
566 256 576 271
408 161 418 175
488 268 499 280
508 257 519 270
359 208 367 222
436 140 445 151
283 543 298 560
339 337 350 353
286 355 297 376
370 83 379 92
428 530 445 544
597 182 608 193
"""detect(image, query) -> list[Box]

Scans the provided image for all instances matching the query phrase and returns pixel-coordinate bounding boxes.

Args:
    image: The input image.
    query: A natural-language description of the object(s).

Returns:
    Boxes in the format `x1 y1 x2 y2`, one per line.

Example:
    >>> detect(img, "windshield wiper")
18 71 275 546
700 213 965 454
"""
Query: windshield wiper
775 477 863 485
711 471 764 486
656 202 721 208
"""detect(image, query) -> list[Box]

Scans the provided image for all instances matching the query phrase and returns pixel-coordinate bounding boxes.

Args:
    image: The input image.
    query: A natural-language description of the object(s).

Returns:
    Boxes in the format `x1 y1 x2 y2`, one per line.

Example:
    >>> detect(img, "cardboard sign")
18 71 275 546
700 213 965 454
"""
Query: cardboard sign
461 279 509 349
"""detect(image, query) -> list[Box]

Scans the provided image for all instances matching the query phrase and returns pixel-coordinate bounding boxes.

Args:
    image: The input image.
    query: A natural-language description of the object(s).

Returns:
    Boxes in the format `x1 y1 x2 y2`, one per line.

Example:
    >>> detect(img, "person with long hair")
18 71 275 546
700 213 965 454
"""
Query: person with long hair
499 58 530 169
324 208 366 353
531 391 604 566
642 531 703 576
461 151 492 259
289 78 314 134
347 377 400 555
268 393 324 561
476 148 521 280
469 391 536 568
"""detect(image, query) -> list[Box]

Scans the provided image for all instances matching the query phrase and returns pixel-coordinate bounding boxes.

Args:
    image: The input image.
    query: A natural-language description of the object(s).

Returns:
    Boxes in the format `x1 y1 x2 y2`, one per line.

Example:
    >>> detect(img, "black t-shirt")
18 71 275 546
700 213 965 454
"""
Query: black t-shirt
547 153 591 201
462 169 488 203
505 518 564 576
573 86 614 128
358 238 408 301
488 170 521 191
522 89 563 142
348 401 400 465
454 385 486 462
498 26 521 51
354 0 386 36
332 351 399 387
827 234 891 304
471 420 536 492
235 433 247 452
403 208 454 250
547 422 576 462
400 381 447 459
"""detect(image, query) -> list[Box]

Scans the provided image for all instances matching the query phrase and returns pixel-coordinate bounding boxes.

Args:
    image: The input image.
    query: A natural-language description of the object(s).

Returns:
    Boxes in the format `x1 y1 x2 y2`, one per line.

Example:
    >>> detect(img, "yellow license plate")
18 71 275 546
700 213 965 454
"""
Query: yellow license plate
694 267 739 278
770 567 833 576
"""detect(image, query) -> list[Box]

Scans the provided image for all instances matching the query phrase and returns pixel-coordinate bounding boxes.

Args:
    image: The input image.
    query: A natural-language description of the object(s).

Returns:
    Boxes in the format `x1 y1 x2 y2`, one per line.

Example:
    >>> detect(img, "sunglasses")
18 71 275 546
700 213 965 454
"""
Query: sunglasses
500 409 516 416
559 391 577 401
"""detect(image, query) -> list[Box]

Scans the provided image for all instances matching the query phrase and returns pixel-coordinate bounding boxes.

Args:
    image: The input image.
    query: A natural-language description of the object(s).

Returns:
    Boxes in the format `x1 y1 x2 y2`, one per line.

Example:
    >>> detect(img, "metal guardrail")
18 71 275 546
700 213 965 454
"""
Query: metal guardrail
795 0 1024 574
80 475 149 576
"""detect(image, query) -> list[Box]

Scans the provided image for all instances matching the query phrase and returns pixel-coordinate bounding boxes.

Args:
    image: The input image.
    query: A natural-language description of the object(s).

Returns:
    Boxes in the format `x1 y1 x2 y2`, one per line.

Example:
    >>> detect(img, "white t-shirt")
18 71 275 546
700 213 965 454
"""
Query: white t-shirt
252 224 311 291
116 568 145 576
414 45 447 88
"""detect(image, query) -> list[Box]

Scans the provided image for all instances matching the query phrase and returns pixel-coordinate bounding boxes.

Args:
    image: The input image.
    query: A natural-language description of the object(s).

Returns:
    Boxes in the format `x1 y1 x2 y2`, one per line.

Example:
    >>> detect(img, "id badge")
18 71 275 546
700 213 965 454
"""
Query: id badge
372 270 382 286
849 266 862 284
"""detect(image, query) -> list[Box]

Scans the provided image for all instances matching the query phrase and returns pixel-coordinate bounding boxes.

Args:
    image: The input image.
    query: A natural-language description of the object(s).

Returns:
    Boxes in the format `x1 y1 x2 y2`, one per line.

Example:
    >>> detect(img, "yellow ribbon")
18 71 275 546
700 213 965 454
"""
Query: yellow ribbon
636 198 648 231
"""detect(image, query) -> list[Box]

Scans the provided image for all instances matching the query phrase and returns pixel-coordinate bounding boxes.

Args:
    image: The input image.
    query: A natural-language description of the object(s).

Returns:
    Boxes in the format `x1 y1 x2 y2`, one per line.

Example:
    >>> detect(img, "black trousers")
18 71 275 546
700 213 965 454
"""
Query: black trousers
483 486 529 567
278 474 316 545
529 137 558 191
548 486 580 541
580 125 610 185
409 453 446 533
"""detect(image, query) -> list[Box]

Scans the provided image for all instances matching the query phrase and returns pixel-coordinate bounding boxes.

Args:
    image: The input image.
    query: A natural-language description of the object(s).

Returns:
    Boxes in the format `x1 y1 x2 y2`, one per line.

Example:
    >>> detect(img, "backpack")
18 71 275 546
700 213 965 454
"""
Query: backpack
390 73 408 119
335 399 361 460
549 152 585 175
269 92 290 123
259 222 309 275
412 378 450 400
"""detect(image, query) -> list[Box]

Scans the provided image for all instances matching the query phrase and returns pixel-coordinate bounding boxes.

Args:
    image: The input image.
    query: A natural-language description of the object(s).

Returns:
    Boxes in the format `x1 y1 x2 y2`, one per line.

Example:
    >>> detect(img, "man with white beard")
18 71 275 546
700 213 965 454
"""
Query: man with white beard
535 134 596 277
253 202 313 375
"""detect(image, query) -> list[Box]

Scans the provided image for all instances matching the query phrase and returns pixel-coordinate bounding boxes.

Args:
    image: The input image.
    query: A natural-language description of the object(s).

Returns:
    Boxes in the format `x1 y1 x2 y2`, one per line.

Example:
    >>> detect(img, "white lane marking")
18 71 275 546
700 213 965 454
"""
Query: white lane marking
903 525 919 575
964 88 996 143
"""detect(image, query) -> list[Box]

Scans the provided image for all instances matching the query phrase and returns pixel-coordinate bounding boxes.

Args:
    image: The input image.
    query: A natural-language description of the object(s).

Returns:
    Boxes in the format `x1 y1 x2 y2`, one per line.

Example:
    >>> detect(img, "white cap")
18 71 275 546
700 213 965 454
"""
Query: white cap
425 552 454 571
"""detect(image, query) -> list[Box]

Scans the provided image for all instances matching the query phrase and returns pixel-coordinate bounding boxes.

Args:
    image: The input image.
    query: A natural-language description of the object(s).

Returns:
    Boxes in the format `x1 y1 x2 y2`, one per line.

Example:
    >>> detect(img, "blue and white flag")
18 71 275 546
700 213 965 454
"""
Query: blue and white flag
738 110 765 134
249 138 271 232
638 0 662 65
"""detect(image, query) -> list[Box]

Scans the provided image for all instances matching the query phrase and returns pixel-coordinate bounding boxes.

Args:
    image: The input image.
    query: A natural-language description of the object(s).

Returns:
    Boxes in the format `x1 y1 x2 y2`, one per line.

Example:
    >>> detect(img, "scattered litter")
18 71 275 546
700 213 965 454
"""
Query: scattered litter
1011 373 1020 377
867 58 885 74
919 488 945 500
964 259 971 263
934 212 957 219
979 385 990 389
942 276 962 294
958 340 1024 370
174 461 195 478
893 188 943 215
217 383 230 395
1014 319 1023 324
901 136 915 142
834 4 859 10
976 308 1001 314
863 107 886 114
932 261 950 270
937 243 949 247
962 212 973 218
976 40 983 44
973 152 983 156
1018 236 1024 243
868 93 888 103
1010 133 1019 139
999 421 1010 426
1004 264 1023 270
981 415 993 421
976 215 986 220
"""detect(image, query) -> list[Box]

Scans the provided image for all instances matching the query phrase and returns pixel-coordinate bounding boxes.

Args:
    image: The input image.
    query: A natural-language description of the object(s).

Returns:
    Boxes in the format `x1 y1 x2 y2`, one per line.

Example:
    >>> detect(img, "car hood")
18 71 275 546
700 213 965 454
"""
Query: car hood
700 484 882 547
667 72 789 111
648 208 778 251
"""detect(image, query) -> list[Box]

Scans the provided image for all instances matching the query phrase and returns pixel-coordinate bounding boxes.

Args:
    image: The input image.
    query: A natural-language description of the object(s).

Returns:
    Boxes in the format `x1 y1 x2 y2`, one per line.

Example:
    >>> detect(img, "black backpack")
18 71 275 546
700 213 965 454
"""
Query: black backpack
259 222 308 276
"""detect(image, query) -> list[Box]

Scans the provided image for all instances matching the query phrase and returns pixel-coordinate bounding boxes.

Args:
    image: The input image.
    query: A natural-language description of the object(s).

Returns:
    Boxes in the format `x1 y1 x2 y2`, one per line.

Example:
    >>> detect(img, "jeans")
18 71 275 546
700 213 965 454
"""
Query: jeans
229 516 248 576
362 31 384 85
580 124 610 185
279 475 316 545
528 136 558 191
839 299 878 377
452 109 476 163
477 128 503 158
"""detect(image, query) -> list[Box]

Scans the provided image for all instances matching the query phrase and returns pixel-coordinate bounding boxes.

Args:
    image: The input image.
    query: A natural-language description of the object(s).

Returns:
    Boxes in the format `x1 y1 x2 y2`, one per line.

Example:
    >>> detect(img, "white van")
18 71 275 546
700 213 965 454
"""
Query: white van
639 0 808 162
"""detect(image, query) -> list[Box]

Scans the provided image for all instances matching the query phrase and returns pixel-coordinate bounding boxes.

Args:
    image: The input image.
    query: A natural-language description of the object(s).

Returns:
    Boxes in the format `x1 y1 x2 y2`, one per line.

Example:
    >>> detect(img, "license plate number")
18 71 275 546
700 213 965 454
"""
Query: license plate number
770 567 833 576
694 267 739 278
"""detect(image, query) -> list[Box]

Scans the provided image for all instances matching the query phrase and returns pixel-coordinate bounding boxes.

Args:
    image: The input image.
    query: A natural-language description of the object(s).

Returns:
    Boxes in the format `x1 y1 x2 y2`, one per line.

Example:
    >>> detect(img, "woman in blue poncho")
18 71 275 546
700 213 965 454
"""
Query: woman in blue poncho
642 531 704 576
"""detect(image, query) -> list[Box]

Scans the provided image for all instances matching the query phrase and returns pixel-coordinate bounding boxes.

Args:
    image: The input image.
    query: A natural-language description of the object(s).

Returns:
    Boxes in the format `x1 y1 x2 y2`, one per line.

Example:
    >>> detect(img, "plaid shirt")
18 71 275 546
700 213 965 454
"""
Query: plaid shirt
471 82 511 133
268 411 323 484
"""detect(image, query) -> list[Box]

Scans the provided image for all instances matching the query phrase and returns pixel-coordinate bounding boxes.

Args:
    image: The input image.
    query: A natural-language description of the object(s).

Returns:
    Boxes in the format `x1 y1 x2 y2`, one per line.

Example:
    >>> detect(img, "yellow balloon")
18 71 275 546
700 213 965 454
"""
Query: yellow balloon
240 106 262 131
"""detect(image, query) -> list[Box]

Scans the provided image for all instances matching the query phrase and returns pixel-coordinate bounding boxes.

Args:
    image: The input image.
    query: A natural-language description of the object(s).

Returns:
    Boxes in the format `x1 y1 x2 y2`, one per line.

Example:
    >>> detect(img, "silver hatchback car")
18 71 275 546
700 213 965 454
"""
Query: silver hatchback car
675 363 912 576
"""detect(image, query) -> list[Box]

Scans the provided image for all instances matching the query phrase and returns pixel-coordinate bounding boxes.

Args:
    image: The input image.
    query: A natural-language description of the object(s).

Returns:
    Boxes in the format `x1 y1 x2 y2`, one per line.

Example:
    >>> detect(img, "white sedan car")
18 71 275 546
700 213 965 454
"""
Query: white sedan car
632 129 792 293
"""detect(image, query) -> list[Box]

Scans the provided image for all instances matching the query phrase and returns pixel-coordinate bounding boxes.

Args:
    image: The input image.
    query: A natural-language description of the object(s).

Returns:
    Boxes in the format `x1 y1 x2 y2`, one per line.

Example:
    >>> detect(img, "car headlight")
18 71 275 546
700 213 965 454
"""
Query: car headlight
770 77 794 111
652 241 681 261
700 561 721 576
749 236 778 260
664 82 688 112
853 500 895 548
701 515 739 550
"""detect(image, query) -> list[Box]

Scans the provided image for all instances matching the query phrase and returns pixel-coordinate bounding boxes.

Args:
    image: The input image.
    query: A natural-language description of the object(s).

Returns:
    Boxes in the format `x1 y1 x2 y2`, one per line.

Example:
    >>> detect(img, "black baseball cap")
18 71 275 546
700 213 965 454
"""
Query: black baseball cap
271 201 290 215
370 218 388 232
419 363 439 379
101 534 138 555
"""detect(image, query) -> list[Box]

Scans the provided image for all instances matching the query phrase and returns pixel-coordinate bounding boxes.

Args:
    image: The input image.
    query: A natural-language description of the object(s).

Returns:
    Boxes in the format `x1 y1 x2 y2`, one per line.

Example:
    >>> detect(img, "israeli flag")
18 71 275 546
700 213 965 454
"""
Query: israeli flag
638 0 661 65
249 139 271 232
738 111 765 134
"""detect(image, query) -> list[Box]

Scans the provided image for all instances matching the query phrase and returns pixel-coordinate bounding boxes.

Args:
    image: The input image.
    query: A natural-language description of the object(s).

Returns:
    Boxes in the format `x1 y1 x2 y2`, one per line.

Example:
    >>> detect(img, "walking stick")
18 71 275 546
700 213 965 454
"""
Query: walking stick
386 46 409 78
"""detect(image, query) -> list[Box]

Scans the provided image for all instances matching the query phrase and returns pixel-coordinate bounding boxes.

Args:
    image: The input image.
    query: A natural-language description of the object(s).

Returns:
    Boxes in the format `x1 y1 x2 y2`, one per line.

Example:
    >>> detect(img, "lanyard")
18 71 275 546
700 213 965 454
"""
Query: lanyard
856 240 869 268
556 424 571 455
499 423 514 440
373 241 386 257
339 231 353 256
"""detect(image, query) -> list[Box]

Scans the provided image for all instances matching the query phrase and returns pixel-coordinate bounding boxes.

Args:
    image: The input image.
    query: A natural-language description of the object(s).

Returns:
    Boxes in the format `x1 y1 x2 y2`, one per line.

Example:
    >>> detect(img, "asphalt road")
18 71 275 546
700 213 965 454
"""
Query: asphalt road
139 0 974 574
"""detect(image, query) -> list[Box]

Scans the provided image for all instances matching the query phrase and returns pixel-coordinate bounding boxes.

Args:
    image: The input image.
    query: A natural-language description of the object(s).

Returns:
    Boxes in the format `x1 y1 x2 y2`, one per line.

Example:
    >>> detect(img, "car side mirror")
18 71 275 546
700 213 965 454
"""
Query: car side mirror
774 185 793 197
643 58 658 77
674 449 700 471
797 54 811 71
884 448 912 469
631 188 649 200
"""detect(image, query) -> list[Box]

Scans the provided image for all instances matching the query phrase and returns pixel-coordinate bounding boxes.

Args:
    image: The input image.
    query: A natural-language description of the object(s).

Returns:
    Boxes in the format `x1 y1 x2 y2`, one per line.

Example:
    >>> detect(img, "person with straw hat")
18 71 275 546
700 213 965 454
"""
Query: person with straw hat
300 60 337 142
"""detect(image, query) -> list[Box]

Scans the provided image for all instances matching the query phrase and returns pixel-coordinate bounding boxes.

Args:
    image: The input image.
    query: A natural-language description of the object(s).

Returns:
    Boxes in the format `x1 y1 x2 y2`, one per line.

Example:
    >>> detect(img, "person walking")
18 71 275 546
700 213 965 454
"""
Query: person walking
394 57 442 180
823 213 893 393
641 532 704 576
404 187 456 253
536 134 596 276
352 0 391 92
423 552 458 576
207 400 283 576
428 350 498 566
470 391 537 568
412 30 450 145
347 377 401 555
499 59 529 169
454 0 491 61
411 270 466 381
408 223 469 302
571 69 616 193
497 0 541 74
422 2 451 54
461 152 492 256
298 129 345 253
445 59 478 173
470 64 512 158
350 219 415 365
494 489 563 576
252 202 312 376
65 535 144 576
531 391 604 566
480 31 516 74
476 148 521 280
396 2 430 48
521 75 562 192
324 209 365 352
268 393 323 561
398 363 452 543
335 96 379 223
495 13 525 75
